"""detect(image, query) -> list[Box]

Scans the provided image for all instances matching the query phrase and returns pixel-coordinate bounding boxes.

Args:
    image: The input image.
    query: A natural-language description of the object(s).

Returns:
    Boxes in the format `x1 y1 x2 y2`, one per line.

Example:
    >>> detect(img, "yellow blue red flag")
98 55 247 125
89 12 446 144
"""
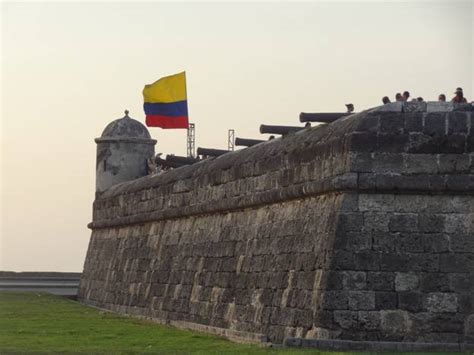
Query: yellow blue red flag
143 72 189 129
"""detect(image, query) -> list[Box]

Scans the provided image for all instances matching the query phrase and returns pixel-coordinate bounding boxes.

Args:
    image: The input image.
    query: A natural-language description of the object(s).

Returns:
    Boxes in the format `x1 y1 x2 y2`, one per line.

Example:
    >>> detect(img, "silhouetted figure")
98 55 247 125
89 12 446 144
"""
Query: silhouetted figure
403 91 410 101
438 94 446 102
452 87 467 103
395 93 403 102
345 103 354 113
382 96 391 104
417 97 424 102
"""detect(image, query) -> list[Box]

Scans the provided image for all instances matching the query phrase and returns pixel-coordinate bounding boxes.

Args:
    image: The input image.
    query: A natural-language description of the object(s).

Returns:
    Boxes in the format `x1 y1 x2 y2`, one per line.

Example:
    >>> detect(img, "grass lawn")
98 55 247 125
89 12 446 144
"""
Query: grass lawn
0 292 464 354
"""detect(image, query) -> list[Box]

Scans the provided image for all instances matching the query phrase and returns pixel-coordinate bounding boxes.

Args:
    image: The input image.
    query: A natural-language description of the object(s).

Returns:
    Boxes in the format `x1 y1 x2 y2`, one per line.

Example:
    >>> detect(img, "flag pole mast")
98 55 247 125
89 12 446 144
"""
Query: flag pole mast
185 71 195 158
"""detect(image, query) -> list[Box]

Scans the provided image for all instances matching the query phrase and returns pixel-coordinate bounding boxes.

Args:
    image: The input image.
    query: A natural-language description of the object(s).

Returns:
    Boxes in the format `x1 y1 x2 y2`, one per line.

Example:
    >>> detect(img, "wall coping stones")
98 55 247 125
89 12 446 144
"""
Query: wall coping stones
284 338 474 351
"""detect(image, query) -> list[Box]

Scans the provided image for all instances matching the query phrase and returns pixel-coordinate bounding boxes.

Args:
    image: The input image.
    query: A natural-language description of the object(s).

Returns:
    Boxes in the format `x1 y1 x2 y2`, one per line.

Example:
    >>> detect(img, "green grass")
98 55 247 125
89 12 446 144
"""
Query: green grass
0 292 465 354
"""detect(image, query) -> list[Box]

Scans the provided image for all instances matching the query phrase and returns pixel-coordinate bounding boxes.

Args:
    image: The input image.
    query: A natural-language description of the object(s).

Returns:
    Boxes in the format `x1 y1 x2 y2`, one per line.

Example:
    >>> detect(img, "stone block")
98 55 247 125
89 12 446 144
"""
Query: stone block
295 309 313 328
424 292 458 313
407 132 443 154
344 232 372 252
418 214 445 233
447 112 469 134
350 131 378 153
363 213 390 232
338 213 363 232
353 251 380 271
379 253 410 272
333 310 358 329
440 254 474 273
438 154 470 173
449 273 474 293
372 153 404 173
321 271 343 291
404 154 438 174
442 133 467 154
395 273 419 291
376 133 409 153
444 214 469 234
375 291 397 310
367 272 395 291
398 292 423 312
380 114 405 134
312 310 336 329
465 314 474 341
348 291 375 310
422 233 450 253
407 253 439 272
419 272 450 292
342 271 367 290
397 233 424 253
423 113 447 136
404 113 424 132
458 293 474 314
359 194 395 212
320 291 349 310
446 174 474 191
380 310 411 334
372 232 396 252
358 311 381 331
388 214 418 232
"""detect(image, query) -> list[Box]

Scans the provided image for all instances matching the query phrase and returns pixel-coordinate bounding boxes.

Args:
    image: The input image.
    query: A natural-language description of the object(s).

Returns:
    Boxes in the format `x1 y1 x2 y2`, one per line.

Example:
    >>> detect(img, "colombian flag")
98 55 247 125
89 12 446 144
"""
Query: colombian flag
143 72 189 129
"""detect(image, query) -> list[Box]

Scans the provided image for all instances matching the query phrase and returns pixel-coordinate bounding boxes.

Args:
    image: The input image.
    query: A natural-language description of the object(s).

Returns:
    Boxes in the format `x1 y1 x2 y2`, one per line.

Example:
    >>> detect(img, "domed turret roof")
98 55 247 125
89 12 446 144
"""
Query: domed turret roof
100 111 151 139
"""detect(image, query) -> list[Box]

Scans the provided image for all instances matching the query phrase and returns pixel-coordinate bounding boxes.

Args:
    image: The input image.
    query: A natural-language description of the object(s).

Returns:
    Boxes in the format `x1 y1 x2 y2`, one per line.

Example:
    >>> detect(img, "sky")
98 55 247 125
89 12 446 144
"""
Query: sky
1 1 473 272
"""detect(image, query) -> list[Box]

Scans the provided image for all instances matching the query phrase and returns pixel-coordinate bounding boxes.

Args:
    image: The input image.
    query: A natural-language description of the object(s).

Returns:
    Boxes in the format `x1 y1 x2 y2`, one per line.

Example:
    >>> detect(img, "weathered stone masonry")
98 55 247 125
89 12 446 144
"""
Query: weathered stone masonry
79 102 474 345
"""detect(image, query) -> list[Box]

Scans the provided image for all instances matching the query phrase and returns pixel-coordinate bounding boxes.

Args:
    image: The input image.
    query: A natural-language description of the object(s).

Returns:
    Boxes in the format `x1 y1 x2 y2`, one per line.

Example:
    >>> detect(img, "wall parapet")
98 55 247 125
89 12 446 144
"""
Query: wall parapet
90 103 473 230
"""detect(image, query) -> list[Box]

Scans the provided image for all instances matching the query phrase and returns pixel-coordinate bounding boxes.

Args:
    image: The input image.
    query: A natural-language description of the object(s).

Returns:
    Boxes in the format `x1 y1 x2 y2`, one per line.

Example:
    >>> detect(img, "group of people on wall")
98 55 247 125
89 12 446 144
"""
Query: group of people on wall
382 87 468 105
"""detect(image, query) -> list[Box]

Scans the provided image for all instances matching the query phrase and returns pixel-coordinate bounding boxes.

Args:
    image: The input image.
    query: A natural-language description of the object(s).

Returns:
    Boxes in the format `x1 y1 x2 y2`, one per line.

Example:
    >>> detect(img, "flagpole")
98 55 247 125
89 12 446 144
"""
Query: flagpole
185 71 195 158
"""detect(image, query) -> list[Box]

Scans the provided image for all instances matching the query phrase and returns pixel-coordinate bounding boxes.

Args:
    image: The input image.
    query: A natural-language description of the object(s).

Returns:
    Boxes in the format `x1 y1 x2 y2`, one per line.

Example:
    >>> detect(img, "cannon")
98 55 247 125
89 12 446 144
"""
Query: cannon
155 157 181 169
235 137 265 147
197 147 229 158
299 112 351 123
166 155 200 165
259 124 305 135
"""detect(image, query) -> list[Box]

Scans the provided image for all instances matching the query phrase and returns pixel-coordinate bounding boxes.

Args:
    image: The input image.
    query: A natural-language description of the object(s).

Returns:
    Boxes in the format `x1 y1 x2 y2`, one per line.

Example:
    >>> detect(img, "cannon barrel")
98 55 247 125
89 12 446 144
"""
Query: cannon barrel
197 147 229 157
299 112 350 123
235 137 265 147
166 155 200 165
155 157 181 169
259 124 305 135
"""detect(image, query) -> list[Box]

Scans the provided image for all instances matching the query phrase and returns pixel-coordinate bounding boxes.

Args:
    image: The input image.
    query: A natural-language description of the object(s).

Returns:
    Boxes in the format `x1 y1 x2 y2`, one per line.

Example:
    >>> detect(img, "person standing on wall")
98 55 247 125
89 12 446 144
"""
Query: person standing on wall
451 87 468 103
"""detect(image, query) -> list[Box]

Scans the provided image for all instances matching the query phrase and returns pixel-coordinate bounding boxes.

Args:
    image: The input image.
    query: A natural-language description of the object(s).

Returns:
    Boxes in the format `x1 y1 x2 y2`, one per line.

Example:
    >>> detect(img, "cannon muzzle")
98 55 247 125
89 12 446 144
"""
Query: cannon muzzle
299 112 350 123
259 124 305 135
235 137 265 147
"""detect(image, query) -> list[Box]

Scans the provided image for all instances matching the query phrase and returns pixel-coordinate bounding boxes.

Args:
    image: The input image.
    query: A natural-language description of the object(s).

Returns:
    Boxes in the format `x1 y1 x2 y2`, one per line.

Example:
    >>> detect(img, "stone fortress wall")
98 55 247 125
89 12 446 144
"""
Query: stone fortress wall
79 102 474 348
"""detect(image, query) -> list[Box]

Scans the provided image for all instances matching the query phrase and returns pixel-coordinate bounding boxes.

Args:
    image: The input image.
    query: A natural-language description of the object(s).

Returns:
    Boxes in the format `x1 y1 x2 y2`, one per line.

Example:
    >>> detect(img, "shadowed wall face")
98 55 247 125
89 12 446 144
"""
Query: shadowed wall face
79 103 474 344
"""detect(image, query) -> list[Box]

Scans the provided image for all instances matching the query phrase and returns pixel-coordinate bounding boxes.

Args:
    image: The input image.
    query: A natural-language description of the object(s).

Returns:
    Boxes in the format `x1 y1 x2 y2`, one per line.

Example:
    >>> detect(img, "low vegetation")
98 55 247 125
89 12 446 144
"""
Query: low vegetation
0 292 461 354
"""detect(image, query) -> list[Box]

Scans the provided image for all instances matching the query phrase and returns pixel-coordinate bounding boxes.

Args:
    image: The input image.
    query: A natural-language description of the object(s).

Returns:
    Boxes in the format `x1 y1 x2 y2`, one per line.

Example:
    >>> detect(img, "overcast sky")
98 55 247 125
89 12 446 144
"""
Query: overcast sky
1 1 473 272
